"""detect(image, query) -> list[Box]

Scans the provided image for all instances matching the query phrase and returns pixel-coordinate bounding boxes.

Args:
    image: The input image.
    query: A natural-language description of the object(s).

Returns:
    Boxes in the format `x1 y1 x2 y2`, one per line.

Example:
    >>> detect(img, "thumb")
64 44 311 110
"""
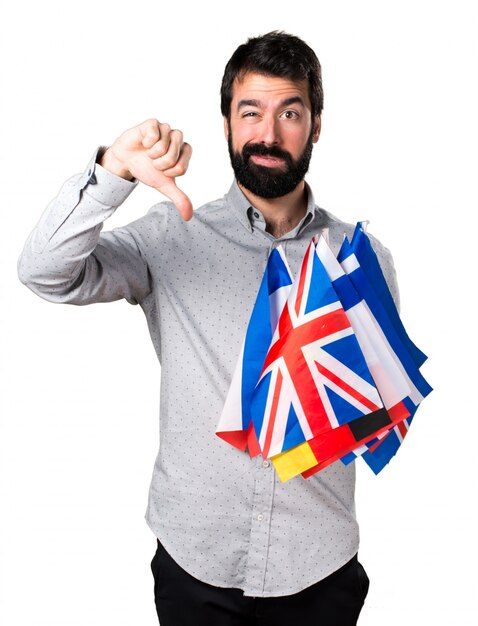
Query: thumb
155 178 193 221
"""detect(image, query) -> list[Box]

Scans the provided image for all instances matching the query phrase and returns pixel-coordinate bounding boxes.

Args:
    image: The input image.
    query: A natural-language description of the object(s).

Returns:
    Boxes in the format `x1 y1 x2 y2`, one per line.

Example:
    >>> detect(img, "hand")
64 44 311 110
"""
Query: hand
100 119 193 221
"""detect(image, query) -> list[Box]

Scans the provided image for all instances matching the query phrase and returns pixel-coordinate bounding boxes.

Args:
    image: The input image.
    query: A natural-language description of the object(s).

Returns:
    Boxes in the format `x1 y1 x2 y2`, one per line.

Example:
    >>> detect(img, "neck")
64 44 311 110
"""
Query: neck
238 180 308 238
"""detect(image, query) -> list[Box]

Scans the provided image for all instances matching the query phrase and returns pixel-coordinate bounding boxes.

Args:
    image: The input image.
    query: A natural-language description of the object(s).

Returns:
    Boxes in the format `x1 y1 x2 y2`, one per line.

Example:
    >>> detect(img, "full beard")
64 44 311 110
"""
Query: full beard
228 129 314 199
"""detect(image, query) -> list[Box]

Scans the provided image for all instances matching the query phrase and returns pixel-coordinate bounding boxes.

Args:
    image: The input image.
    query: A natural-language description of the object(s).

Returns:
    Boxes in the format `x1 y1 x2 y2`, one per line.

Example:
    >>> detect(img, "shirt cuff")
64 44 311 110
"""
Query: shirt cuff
79 147 139 207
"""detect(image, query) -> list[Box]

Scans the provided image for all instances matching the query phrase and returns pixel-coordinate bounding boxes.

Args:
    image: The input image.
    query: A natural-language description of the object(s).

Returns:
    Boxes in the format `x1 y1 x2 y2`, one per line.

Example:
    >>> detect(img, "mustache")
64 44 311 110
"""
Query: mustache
241 143 293 162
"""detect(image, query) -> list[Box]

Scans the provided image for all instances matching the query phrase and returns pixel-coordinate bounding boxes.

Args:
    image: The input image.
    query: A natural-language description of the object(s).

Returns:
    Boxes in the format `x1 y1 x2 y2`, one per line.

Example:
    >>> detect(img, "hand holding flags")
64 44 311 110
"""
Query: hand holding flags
216 223 432 481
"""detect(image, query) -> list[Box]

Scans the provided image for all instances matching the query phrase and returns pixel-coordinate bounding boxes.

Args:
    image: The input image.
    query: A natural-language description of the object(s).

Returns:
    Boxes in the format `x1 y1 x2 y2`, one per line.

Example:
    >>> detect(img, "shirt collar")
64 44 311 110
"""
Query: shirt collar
225 179 318 236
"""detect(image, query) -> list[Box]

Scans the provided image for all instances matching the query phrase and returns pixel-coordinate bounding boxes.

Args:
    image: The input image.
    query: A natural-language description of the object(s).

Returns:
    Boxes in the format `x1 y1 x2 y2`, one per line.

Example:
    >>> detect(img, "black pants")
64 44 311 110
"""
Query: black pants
151 540 369 626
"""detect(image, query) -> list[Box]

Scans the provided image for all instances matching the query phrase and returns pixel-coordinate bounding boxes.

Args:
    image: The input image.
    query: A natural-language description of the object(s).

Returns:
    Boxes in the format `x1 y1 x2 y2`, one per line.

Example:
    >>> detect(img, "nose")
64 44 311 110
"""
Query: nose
258 114 281 146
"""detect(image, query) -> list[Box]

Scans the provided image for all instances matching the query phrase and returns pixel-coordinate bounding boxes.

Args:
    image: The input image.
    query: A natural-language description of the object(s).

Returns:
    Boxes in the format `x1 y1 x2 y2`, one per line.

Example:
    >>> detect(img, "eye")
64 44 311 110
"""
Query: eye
281 110 299 120
242 111 258 118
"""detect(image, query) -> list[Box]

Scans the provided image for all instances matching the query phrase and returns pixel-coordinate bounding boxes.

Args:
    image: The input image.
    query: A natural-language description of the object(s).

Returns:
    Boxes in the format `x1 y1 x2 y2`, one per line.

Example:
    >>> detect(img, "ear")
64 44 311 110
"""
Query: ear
223 116 230 141
312 116 321 143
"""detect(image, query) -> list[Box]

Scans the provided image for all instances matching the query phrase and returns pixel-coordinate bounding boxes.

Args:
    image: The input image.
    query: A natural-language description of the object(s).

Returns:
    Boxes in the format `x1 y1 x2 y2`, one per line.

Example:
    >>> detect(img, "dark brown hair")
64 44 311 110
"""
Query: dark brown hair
220 31 324 120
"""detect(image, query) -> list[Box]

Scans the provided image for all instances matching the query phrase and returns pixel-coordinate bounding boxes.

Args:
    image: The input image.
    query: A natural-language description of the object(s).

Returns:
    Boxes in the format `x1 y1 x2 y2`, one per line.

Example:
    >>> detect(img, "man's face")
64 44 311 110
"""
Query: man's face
225 72 321 199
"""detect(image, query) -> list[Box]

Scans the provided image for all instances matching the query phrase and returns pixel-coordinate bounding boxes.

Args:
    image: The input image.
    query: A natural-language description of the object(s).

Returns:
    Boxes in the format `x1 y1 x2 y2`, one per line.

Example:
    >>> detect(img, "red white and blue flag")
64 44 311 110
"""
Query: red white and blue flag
216 246 293 452
216 223 431 480
250 240 384 459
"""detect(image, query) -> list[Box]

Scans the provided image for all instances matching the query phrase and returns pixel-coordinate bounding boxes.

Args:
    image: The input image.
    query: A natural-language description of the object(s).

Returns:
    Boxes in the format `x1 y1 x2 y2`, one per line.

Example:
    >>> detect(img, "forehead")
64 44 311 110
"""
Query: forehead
231 72 311 109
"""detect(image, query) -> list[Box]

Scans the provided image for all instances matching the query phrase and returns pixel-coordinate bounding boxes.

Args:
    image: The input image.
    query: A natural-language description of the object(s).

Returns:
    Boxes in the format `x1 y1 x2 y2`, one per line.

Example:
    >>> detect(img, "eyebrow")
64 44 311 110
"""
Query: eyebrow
236 96 306 112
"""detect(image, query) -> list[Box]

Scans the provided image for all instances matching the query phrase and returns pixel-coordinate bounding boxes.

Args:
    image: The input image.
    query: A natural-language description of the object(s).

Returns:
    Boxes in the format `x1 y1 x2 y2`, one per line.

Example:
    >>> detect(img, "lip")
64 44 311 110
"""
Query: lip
250 155 285 167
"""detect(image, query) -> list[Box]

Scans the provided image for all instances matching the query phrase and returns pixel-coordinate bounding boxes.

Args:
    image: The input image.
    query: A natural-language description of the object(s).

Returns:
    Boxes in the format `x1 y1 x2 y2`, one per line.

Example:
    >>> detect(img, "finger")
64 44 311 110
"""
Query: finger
161 142 192 178
140 119 161 149
145 122 173 157
155 178 193 221
151 130 184 170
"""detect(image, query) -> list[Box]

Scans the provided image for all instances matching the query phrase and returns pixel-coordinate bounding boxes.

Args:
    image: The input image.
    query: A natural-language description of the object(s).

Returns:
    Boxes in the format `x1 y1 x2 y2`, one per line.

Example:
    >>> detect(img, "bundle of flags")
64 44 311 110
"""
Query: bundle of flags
216 223 432 481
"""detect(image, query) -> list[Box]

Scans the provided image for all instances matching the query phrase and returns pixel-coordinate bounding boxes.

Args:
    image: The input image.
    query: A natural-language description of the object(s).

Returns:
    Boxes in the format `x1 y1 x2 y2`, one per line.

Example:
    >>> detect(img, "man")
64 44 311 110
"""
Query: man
18 31 398 626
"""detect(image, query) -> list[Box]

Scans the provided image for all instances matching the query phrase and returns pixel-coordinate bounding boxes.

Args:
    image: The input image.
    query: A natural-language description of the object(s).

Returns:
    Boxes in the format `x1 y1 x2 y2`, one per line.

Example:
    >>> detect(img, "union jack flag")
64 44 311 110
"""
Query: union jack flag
216 224 431 481
250 240 385 460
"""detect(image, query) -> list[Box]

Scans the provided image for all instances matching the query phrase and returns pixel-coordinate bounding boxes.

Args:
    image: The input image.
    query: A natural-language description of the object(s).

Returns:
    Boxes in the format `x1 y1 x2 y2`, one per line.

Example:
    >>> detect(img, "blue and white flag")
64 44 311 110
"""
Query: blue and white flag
347 223 428 368
337 231 433 406
335 223 432 471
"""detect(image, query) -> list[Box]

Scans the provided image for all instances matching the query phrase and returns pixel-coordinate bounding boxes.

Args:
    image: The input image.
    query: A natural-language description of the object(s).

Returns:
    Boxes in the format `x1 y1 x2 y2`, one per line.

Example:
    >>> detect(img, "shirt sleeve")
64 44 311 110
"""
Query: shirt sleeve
17 149 152 306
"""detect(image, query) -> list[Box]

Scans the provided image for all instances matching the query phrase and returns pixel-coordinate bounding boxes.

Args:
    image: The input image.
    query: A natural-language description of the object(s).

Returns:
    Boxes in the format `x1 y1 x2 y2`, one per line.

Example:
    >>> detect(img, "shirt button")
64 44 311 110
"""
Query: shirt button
262 460 270 468
257 513 264 522
253 211 260 219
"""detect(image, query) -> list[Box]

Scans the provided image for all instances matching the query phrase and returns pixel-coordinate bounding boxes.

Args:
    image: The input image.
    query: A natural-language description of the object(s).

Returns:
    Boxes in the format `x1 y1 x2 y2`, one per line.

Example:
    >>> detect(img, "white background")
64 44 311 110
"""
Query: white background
1 1 477 624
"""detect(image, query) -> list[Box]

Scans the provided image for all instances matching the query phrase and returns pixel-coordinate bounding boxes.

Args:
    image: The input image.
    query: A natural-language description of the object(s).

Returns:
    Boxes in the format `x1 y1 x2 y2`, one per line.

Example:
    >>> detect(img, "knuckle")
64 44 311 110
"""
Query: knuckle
151 142 167 157
144 118 159 129
160 154 176 169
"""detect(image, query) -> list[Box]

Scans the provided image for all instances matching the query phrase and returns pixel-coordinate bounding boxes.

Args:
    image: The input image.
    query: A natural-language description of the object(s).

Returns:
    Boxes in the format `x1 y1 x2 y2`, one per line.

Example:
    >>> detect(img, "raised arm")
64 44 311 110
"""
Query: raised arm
18 119 192 305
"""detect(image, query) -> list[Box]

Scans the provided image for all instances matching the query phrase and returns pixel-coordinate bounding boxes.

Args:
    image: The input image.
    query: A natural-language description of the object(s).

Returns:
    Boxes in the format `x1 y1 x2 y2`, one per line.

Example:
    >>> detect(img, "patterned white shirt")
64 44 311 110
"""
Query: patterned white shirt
18 150 399 597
